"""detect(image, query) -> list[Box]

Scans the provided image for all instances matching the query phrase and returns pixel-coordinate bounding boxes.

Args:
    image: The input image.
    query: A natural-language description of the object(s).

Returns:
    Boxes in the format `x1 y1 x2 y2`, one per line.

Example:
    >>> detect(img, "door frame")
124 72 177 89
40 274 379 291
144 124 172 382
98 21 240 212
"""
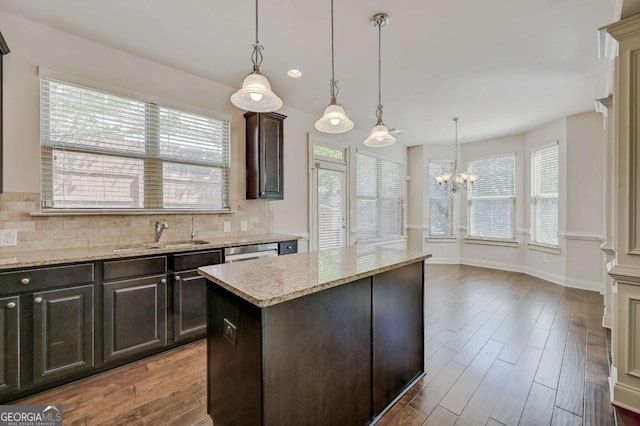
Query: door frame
308 134 350 251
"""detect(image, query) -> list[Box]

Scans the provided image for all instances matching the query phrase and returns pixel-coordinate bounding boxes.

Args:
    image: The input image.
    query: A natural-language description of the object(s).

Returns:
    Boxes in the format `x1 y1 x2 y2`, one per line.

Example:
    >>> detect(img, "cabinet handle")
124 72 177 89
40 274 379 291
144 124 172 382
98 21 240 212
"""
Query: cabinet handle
175 275 181 281
160 278 167 284
34 297 43 304
6 302 16 309
20 277 30 285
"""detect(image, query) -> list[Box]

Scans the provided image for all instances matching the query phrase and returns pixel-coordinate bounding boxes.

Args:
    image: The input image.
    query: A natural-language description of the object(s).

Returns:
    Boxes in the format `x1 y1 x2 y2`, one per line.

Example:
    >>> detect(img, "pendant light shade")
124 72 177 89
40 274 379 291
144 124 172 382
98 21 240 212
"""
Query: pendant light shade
315 0 353 134
315 104 354 133
364 13 396 147
364 124 396 147
230 0 282 113
231 72 282 113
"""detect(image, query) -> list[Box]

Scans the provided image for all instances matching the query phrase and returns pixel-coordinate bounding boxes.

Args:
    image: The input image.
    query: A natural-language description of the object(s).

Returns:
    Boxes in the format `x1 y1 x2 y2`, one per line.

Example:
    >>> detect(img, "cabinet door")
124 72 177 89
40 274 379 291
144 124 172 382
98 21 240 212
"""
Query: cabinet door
32 285 94 383
259 114 284 199
103 275 167 362
245 112 286 199
173 270 206 341
0 296 19 396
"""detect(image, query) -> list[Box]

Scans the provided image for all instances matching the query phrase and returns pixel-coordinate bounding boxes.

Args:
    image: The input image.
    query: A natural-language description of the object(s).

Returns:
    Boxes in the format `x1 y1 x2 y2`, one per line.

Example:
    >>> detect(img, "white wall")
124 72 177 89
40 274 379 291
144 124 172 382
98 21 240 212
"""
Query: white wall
0 9 406 253
418 113 606 293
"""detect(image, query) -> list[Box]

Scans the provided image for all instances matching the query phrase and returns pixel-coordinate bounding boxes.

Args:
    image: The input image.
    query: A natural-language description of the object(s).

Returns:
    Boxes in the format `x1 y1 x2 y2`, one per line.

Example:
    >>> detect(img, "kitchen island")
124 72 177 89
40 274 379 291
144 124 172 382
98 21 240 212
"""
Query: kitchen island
198 246 431 425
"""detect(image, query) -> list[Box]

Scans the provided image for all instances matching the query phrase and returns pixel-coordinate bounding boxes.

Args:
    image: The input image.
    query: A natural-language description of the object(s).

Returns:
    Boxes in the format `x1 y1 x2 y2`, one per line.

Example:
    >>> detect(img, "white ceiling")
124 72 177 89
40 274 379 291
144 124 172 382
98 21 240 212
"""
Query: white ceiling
0 0 620 145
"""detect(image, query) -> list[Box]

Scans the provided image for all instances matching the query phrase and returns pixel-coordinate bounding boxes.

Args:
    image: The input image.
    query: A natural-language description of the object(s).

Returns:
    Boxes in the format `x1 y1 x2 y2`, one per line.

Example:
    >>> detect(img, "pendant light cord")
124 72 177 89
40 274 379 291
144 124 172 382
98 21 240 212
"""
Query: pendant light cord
453 117 459 174
329 0 339 104
251 0 263 72
375 16 383 125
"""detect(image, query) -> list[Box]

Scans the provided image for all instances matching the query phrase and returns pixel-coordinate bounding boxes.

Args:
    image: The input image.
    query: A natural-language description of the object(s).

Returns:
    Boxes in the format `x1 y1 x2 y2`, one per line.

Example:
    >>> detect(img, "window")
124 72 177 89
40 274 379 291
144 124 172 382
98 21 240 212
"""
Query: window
40 78 230 211
356 152 404 243
468 154 516 240
310 141 347 251
429 160 454 237
531 145 559 246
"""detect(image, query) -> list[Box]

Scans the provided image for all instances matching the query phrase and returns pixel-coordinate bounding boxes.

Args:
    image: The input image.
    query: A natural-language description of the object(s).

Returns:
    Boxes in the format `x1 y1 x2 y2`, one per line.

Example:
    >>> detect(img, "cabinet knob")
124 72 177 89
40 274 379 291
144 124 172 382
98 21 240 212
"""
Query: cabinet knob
20 277 30 285
160 278 167 284
6 302 16 309
34 297 43 304
175 275 181 281
287 245 292 250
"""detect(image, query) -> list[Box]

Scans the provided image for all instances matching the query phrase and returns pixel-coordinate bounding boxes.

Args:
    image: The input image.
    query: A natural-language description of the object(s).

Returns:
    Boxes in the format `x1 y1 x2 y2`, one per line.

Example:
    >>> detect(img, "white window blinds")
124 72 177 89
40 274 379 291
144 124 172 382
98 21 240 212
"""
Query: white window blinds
356 152 404 243
429 160 454 237
40 78 230 210
531 145 559 246
468 154 516 239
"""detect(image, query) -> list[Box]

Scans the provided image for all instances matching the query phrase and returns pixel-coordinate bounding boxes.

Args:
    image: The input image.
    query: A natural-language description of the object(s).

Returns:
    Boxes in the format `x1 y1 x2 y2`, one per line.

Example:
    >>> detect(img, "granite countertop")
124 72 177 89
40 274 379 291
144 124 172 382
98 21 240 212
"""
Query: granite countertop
0 233 299 271
198 246 431 307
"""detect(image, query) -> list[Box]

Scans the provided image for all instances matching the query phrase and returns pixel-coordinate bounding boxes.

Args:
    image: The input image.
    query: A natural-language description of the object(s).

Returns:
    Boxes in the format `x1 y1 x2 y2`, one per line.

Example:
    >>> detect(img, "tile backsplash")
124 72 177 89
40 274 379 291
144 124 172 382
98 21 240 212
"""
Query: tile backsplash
0 192 270 253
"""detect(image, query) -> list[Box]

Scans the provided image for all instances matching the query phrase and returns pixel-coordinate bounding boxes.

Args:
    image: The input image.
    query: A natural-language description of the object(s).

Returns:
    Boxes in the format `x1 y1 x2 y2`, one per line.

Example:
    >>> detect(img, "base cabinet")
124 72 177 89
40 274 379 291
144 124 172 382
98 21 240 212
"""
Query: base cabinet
103 275 167 362
172 250 221 342
32 285 94 383
0 296 19 396
206 261 424 425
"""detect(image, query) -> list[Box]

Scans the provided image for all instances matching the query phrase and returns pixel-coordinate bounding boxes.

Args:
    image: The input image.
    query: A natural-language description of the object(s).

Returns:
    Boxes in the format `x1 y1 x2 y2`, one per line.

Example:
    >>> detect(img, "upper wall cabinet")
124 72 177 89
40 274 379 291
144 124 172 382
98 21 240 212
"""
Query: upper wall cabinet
245 112 286 200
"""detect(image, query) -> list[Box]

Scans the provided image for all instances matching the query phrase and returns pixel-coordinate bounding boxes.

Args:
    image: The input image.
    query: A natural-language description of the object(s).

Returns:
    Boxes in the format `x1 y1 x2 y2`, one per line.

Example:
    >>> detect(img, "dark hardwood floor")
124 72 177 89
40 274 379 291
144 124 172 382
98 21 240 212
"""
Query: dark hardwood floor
15 264 640 425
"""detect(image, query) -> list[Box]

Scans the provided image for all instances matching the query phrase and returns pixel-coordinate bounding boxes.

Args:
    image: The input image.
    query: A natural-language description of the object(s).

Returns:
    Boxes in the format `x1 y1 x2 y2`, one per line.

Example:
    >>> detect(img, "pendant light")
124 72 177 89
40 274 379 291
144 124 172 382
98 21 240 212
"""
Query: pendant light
435 117 478 192
230 0 283 112
364 13 396 147
314 0 354 134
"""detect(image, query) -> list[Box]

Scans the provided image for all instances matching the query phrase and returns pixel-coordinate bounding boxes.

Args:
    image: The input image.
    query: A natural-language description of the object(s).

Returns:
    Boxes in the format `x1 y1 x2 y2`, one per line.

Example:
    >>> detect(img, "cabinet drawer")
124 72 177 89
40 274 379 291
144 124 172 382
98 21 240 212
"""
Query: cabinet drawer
278 240 297 255
0 263 94 296
173 250 221 271
103 256 167 281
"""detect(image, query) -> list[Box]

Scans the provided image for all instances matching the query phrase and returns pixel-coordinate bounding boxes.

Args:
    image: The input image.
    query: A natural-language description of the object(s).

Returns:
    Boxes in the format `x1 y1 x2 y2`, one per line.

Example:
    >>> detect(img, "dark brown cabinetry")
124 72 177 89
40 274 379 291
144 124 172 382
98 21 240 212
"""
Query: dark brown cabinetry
0 296 19 396
245 112 286 199
277 240 297 255
205 260 424 425
0 263 95 399
32 285 94 383
172 250 221 342
103 256 167 362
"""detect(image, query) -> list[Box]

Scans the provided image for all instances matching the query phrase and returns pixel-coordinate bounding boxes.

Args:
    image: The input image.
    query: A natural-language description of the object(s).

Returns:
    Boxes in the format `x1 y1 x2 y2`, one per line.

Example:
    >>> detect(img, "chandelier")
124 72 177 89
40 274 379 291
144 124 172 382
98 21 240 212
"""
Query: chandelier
436 117 478 192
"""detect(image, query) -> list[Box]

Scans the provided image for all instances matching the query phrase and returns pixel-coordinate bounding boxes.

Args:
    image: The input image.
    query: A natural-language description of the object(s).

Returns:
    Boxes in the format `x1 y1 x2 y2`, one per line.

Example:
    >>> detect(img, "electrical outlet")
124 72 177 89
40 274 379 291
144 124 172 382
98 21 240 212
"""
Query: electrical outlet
223 318 237 346
0 229 17 247
543 254 548 263
223 221 231 233
240 220 247 232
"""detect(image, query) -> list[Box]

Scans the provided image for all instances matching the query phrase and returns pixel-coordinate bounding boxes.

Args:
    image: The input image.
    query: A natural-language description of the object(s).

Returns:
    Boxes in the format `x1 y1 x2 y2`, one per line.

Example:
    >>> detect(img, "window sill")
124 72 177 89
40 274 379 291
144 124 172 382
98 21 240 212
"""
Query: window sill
32 208 233 217
356 237 407 247
464 237 519 248
425 237 457 243
527 242 561 255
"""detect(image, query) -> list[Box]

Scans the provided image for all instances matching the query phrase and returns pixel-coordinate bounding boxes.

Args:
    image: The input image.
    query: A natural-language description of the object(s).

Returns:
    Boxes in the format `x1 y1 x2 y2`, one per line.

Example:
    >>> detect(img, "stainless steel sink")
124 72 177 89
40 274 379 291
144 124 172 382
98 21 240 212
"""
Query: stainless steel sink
113 240 209 252
162 240 209 248
112 243 162 252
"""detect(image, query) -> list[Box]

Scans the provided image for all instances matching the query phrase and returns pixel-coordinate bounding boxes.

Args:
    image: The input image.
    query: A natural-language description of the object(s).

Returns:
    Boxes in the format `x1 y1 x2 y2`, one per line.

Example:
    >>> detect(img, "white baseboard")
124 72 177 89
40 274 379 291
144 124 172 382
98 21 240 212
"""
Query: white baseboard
425 257 461 265
612 380 640 414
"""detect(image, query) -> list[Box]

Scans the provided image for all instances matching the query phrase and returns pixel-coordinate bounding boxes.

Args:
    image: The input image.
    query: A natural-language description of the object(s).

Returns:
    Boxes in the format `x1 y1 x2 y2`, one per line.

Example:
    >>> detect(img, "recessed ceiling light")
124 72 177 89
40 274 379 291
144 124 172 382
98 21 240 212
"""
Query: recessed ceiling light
287 69 302 78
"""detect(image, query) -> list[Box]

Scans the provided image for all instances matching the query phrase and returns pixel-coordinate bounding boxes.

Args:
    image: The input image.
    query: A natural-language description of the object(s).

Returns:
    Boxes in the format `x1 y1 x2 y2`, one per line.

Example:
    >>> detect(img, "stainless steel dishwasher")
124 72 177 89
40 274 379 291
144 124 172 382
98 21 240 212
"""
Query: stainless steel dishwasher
223 243 279 263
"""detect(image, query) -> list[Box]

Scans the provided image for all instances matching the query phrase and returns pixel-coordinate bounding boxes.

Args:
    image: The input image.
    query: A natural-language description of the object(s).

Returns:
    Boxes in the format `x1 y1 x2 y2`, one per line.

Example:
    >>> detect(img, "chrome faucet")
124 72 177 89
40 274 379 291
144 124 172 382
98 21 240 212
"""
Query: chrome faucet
190 216 199 240
154 221 169 243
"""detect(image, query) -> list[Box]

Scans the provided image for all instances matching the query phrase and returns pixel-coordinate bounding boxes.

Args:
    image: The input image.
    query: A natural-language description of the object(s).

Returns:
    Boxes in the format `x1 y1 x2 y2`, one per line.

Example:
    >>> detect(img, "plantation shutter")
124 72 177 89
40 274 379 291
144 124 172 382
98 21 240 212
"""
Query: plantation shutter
429 160 454 237
532 145 559 246
468 155 516 239
40 77 230 210
356 152 404 243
